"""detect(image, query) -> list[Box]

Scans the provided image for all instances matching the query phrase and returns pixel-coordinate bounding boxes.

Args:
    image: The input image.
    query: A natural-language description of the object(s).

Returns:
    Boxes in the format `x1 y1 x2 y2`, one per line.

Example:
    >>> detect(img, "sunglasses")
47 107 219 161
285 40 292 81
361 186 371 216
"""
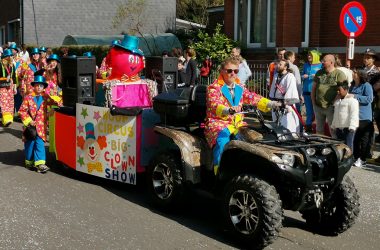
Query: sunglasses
224 68 239 74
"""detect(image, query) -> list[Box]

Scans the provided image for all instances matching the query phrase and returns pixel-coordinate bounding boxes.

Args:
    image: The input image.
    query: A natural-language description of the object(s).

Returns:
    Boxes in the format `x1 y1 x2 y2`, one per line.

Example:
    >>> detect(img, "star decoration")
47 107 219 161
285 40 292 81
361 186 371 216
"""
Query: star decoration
81 107 88 119
93 111 101 122
77 123 84 134
77 156 85 167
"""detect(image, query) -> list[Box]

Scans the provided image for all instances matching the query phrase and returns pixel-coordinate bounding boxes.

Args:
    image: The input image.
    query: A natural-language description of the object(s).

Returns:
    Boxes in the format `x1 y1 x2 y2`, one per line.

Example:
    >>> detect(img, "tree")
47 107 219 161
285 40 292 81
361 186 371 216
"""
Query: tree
177 0 224 25
112 0 147 35
189 24 237 64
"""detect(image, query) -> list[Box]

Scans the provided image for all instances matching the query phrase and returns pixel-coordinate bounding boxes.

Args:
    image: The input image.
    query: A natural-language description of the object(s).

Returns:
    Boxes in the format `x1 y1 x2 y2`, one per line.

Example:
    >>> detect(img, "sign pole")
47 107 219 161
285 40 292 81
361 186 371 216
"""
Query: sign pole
346 32 355 68
339 1 367 68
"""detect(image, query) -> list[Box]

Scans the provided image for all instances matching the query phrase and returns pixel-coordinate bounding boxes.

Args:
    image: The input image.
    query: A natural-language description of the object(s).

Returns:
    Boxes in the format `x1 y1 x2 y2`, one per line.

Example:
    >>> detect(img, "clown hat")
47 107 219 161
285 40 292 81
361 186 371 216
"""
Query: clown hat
31 75 48 88
111 40 119 47
83 52 93 57
85 123 96 140
31 48 40 55
47 54 60 63
1 49 12 58
114 35 143 56
39 46 47 53
9 43 19 52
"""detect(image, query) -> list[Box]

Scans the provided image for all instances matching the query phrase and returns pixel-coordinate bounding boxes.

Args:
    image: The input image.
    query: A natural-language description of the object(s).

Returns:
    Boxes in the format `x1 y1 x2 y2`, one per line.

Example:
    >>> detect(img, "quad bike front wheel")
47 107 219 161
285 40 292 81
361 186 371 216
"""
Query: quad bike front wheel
146 152 183 210
301 175 360 235
223 175 283 248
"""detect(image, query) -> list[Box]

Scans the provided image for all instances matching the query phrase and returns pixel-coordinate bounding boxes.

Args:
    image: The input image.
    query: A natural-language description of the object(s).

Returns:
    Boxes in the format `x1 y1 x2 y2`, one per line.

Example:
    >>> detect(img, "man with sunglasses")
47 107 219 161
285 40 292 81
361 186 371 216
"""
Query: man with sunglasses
205 57 280 175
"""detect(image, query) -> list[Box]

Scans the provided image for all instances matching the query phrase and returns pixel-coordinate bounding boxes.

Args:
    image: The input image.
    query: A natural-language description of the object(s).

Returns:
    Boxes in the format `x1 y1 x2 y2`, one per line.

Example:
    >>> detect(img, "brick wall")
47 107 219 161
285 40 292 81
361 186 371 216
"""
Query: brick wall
277 0 303 47
224 0 234 38
19 0 176 46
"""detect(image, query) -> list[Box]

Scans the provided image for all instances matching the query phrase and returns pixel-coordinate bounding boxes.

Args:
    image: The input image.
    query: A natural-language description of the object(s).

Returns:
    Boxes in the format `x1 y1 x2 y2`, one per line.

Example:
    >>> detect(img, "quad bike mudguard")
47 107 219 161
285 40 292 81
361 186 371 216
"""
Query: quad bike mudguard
154 126 211 184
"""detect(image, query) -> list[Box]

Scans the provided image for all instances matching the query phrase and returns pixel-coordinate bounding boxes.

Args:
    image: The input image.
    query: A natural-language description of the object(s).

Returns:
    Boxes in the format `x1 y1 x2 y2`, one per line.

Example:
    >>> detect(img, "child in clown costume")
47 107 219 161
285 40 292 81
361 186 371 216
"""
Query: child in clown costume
205 57 280 175
18 75 60 173
102 35 157 108
0 49 17 126
19 48 44 97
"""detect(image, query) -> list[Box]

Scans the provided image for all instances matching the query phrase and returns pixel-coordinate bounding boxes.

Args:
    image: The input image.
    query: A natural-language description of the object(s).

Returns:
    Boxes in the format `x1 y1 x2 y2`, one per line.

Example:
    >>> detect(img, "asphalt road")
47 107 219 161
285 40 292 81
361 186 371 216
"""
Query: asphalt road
0 122 379 250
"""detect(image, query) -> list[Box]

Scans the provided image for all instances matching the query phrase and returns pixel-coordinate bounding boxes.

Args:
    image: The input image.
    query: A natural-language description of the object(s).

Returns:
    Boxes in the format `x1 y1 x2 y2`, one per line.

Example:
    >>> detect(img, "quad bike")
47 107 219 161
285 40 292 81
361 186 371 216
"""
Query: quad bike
149 86 360 248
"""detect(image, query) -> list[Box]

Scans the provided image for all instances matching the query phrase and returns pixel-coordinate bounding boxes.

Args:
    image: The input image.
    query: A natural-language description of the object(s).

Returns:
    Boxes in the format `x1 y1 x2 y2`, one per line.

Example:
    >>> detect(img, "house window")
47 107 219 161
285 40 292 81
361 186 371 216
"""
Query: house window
247 0 264 47
301 0 310 47
8 19 20 44
0 26 5 45
267 0 277 47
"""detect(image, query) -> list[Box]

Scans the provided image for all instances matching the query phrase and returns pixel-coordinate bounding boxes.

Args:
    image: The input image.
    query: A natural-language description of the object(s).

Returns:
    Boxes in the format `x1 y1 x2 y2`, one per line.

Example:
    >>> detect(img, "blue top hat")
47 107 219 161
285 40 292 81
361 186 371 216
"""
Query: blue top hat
47 54 60 63
1 49 13 58
39 46 47 53
9 43 19 52
83 52 93 57
85 123 96 140
31 75 48 88
31 48 40 55
114 35 143 56
111 40 119 47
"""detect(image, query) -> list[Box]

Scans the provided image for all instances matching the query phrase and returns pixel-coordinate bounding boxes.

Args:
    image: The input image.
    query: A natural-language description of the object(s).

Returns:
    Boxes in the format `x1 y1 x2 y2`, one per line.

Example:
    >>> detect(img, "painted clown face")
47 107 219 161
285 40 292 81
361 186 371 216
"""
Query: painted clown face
84 138 101 163
108 47 144 79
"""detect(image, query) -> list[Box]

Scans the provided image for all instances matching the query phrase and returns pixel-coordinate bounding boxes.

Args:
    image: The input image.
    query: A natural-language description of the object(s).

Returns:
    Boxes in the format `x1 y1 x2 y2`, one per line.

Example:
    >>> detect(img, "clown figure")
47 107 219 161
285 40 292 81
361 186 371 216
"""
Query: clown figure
103 35 157 108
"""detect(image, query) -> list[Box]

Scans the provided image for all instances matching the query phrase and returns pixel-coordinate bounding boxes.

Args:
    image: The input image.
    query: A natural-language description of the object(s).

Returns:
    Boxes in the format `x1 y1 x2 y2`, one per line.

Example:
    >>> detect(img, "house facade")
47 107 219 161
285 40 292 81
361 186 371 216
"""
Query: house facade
224 0 380 61
0 0 176 46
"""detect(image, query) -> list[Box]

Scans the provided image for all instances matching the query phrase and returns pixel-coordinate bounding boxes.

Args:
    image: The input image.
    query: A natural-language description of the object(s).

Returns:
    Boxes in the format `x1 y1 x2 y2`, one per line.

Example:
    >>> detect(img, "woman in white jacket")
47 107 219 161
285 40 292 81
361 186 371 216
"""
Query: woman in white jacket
331 82 359 150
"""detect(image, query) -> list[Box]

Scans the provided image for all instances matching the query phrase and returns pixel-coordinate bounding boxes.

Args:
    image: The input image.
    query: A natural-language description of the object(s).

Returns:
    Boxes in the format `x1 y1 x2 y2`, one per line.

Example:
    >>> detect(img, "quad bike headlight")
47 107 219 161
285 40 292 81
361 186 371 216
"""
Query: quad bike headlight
272 153 295 166
281 154 295 166
306 148 316 156
321 148 333 155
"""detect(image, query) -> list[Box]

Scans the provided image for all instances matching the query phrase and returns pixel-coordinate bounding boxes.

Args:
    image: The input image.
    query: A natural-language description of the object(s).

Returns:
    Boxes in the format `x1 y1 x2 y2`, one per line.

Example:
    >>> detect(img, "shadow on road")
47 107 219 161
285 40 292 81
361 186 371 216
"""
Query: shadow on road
0 149 25 167
361 164 380 174
0 126 23 139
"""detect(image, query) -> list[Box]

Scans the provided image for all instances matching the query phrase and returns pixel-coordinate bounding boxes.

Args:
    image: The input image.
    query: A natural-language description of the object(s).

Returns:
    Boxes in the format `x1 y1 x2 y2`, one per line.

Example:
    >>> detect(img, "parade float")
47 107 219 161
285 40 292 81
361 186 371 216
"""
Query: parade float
50 35 161 185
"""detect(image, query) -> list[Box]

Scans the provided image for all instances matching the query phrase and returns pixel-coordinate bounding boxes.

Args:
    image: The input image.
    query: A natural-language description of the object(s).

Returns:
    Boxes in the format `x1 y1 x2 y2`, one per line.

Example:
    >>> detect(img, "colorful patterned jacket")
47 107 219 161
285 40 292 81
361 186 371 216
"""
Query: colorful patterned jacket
205 75 271 147
18 94 58 142
19 62 42 96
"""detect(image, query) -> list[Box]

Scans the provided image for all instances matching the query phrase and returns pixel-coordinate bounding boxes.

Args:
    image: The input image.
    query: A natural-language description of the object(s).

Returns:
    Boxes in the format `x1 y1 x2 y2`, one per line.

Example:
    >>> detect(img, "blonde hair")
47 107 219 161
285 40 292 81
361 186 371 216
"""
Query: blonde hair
220 56 240 70
186 48 196 58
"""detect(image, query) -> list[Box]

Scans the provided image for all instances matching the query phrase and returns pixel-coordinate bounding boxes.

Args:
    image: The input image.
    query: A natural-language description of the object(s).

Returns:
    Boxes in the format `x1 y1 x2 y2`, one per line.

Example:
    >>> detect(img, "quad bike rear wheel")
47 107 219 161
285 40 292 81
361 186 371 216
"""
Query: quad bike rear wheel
223 175 283 249
301 175 360 235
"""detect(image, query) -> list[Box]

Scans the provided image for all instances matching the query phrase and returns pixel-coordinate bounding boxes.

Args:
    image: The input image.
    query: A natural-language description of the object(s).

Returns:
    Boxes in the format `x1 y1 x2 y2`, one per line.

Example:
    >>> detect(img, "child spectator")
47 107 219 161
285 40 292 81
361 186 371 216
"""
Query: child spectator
18 75 59 173
331 81 359 151
350 68 374 167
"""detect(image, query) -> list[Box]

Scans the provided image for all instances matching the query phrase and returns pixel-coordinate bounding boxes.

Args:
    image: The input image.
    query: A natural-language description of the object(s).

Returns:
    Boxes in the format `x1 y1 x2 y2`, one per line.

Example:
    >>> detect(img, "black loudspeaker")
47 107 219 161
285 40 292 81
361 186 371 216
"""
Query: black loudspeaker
145 56 178 93
61 56 96 107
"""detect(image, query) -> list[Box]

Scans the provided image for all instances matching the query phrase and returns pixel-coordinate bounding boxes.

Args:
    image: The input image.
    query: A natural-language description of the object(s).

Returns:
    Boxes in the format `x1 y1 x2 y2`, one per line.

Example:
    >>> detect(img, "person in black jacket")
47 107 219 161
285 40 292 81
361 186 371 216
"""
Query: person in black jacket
184 48 198 87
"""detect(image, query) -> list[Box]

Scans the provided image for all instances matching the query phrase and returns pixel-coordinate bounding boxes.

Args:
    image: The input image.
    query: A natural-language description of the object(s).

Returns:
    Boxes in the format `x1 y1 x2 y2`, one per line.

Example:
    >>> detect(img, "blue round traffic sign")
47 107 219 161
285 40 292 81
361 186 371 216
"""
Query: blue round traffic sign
339 1 367 37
